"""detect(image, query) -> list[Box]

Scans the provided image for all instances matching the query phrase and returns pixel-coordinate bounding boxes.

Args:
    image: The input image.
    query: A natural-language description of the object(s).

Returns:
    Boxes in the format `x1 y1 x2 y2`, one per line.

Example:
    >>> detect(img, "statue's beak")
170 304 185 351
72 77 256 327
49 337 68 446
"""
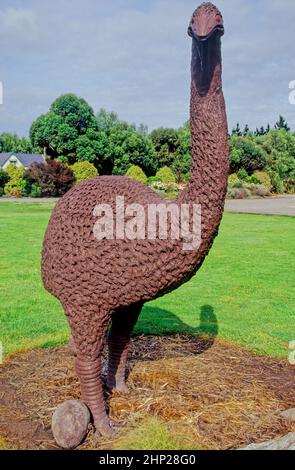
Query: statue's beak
188 23 224 42
188 19 224 96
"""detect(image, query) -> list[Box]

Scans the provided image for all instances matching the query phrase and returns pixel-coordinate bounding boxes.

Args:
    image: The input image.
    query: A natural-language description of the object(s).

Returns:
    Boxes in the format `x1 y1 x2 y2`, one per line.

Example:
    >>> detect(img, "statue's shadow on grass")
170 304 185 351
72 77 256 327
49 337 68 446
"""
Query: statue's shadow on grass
131 304 218 360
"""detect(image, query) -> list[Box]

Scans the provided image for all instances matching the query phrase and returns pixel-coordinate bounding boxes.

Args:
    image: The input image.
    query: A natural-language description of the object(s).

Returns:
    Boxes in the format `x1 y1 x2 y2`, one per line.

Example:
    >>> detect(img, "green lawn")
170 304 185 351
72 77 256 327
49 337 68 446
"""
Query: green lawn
0 202 294 360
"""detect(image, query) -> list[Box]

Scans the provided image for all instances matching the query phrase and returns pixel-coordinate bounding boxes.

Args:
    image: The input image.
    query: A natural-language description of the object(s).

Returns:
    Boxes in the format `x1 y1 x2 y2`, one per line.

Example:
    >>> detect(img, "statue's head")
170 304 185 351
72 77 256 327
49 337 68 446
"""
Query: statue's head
188 2 224 42
188 3 224 95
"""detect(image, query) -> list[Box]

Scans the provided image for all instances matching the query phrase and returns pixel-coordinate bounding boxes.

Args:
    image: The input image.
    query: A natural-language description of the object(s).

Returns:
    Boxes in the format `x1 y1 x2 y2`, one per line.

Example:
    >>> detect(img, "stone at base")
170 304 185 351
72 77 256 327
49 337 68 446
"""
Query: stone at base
52 400 91 449
280 408 295 422
240 432 295 450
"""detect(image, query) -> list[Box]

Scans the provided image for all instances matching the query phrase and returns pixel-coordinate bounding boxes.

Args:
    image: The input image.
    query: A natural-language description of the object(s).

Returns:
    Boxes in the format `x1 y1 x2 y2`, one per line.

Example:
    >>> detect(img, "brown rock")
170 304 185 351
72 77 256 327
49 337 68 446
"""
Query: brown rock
52 400 90 449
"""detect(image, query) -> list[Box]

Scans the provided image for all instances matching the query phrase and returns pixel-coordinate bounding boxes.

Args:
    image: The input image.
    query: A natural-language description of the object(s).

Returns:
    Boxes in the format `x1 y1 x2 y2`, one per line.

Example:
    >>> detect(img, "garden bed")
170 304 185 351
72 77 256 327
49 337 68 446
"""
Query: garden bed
0 335 294 450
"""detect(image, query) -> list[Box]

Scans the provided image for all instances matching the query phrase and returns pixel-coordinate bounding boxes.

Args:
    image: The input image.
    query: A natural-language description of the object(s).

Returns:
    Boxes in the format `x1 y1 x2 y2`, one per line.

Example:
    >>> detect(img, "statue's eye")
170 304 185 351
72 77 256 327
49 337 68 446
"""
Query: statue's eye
216 14 222 23
188 26 193 37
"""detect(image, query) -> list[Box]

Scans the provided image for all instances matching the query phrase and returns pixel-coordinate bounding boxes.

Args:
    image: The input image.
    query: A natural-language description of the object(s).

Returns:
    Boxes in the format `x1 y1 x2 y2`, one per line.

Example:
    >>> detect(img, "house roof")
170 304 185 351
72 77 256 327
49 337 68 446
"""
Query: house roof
0 152 45 167
0 153 13 167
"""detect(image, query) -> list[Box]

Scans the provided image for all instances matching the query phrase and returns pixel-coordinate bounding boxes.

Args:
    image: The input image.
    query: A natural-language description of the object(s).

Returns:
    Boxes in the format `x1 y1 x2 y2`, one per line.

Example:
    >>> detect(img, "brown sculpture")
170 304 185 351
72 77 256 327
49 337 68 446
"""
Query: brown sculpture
42 2 229 438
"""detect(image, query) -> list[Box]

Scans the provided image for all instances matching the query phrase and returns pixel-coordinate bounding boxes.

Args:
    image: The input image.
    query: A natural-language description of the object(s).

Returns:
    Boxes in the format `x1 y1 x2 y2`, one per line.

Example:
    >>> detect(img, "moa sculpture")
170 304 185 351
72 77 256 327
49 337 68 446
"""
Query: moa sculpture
42 2 229 438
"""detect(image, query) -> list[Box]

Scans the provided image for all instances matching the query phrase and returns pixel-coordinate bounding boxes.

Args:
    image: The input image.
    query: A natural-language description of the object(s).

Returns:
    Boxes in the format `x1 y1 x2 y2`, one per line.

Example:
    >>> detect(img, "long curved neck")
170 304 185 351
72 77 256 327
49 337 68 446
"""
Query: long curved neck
179 35 229 242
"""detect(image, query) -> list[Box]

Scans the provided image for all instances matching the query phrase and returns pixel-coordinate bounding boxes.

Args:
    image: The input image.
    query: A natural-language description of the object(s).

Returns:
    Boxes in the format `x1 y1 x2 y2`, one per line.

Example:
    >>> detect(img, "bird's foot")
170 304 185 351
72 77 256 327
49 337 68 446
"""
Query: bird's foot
94 417 115 437
106 377 129 393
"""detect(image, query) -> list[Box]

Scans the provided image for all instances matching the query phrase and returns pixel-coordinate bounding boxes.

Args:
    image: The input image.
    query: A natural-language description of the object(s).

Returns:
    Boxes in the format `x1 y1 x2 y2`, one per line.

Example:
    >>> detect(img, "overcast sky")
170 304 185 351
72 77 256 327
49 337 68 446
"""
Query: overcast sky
0 0 294 136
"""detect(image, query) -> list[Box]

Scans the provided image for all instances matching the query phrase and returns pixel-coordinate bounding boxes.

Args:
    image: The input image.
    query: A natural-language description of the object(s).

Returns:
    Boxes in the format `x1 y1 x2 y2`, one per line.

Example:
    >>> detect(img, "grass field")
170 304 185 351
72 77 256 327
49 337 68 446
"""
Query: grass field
0 202 294 360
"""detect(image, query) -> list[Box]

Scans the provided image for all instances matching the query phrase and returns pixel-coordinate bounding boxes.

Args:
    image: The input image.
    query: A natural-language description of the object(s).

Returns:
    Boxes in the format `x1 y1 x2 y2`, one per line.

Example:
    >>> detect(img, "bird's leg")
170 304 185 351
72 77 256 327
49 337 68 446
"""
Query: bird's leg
107 303 142 393
66 305 114 437
67 336 77 356
75 354 114 436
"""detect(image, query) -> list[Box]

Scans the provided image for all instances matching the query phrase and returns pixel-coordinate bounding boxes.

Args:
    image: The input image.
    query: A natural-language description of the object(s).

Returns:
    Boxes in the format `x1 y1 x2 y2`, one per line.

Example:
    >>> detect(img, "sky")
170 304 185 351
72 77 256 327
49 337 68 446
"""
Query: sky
0 0 295 136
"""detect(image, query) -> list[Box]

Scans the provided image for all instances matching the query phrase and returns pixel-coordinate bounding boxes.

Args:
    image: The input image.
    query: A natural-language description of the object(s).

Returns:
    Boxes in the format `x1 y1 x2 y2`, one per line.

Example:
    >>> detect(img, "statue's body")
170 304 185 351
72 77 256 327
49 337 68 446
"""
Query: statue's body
42 2 229 438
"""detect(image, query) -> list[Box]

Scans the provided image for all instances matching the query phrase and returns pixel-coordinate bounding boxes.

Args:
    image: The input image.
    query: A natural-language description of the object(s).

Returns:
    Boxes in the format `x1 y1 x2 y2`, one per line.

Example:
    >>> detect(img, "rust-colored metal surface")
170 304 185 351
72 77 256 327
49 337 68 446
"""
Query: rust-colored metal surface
41 2 229 438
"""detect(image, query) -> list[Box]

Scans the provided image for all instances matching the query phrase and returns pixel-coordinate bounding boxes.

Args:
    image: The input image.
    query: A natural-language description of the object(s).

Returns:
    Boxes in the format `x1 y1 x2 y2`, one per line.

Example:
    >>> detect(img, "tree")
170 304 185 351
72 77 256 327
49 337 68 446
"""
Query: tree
259 126 265 136
30 94 106 169
0 133 34 153
109 122 156 176
51 94 98 132
149 124 191 181
259 128 295 156
96 108 119 132
25 160 75 197
172 122 191 181
243 124 250 136
150 128 179 168
229 136 268 174
275 115 290 132
257 128 295 193
96 112 157 176
232 123 242 137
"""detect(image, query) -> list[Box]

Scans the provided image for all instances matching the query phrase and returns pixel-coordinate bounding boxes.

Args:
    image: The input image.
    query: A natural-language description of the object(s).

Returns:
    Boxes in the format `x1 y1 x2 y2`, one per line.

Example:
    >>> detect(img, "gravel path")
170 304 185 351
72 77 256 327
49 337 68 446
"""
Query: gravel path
1 196 295 216
225 195 295 216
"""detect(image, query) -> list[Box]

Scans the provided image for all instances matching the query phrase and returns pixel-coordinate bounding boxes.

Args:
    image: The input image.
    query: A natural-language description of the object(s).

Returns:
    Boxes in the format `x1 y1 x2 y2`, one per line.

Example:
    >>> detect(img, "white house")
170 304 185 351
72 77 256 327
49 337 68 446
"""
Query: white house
0 152 45 170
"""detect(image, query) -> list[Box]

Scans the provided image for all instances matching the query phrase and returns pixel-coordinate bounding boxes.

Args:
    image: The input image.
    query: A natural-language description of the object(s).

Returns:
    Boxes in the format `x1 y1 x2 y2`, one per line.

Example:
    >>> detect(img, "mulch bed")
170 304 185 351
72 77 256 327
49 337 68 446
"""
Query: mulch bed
0 335 294 450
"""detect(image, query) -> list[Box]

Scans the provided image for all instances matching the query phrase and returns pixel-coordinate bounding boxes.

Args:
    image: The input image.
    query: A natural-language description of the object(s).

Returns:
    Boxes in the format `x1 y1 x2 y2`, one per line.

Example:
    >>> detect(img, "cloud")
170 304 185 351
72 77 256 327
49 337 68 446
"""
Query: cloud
0 0 294 136
0 7 41 48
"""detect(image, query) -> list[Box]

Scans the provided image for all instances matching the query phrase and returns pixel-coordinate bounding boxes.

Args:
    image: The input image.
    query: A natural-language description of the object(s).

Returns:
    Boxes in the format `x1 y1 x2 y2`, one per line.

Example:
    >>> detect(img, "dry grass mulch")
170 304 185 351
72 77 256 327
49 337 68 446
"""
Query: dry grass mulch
0 335 294 450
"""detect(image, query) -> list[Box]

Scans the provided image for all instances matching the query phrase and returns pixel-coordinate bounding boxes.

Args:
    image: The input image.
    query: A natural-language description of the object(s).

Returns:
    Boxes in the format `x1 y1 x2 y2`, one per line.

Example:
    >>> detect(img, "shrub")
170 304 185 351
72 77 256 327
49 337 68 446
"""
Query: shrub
150 181 183 200
227 187 251 199
237 168 249 181
252 171 272 191
147 175 160 185
25 160 75 197
125 165 148 184
229 180 243 189
0 168 9 190
283 176 295 193
267 170 284 193
71 161 98 183
251 186 271 198
4 164 26 197
155 166 176 184
30 184 42 198
182 172 190 183
229 136 267 174
228 173 240 184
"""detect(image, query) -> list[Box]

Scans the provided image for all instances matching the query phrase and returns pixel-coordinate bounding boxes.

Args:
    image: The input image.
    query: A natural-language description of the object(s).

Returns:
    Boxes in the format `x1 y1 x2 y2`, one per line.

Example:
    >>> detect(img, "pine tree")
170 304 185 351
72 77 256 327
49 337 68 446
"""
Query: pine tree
266 123 270 134
232 123 242 136
259 126 265 136
275 115 290 131
243 124 250 136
